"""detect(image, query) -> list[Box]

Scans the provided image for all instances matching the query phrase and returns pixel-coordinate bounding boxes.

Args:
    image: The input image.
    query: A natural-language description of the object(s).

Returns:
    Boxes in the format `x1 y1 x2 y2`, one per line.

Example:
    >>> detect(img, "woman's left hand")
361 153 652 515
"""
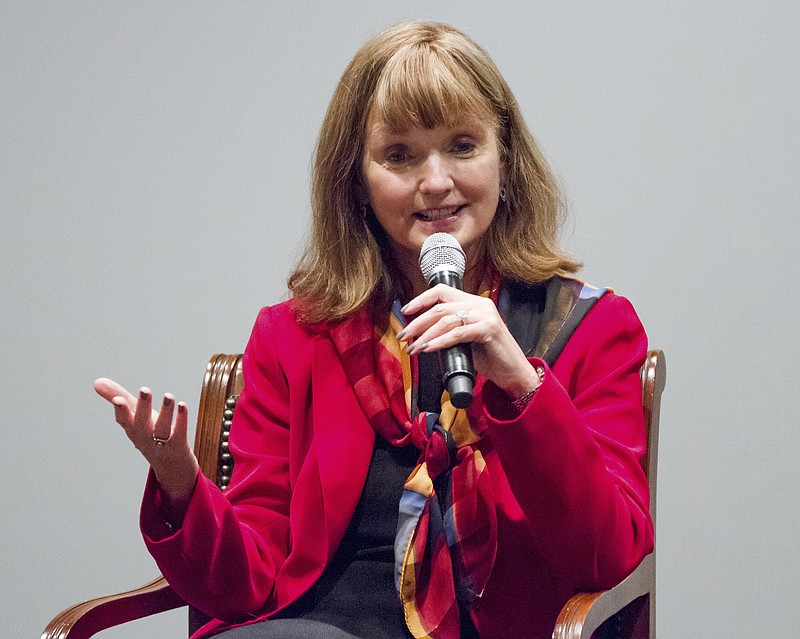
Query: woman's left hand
399 284 540 400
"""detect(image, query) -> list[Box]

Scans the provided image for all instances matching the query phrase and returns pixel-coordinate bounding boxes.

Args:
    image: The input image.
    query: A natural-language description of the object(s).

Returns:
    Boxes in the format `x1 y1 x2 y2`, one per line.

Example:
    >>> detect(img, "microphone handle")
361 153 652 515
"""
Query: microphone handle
428 270 475 408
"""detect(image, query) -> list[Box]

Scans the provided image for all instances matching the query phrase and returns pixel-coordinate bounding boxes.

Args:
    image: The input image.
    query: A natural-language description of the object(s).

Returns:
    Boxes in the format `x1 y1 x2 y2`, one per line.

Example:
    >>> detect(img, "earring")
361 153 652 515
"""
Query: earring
499 186 507 202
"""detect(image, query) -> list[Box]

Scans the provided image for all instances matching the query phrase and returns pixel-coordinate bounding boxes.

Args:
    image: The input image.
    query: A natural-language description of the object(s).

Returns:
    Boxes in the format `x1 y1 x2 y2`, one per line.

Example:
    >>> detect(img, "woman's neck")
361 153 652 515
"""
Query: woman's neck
401 254 489 300
388 237 490 301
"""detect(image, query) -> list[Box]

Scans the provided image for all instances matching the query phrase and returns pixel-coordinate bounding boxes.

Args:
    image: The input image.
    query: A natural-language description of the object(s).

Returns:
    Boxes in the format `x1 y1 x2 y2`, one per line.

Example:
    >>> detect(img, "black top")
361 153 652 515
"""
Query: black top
276 351 479 638
275 435 418 638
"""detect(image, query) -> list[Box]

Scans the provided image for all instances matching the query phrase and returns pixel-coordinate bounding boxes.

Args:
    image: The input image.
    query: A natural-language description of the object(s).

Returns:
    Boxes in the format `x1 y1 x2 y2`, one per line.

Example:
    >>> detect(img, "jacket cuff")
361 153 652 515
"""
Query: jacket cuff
140 468 199 543
482 357 549 423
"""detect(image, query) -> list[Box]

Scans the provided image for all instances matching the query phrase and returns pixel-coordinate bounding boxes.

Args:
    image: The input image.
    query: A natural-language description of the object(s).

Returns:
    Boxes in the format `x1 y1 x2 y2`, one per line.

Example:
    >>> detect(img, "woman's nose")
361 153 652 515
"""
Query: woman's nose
419 154 454 193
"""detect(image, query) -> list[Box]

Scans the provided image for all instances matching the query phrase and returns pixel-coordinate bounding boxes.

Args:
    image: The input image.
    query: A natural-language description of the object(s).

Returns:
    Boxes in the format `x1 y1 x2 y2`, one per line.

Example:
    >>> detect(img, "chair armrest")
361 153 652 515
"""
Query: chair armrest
552 553 654 639
41 576 186 639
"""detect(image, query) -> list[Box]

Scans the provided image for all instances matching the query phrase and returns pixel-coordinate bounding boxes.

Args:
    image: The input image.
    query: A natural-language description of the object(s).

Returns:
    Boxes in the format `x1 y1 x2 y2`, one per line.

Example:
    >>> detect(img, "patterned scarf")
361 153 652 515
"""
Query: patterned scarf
329 289 498 639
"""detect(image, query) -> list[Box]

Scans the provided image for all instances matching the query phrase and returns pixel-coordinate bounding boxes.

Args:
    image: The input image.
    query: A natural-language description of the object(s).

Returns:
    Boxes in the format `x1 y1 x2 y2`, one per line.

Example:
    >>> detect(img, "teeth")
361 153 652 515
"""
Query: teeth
419 207 460 221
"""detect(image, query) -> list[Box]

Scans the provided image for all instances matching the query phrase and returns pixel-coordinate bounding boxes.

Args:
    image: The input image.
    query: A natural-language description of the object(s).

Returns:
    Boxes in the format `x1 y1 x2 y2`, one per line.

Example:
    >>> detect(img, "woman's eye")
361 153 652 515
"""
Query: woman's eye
385 147 410 164
452 140 476 155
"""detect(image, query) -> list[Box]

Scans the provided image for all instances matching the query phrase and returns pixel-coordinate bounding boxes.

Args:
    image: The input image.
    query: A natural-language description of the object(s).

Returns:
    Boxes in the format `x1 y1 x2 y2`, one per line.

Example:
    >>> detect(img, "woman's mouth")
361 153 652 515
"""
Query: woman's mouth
415 205 464 221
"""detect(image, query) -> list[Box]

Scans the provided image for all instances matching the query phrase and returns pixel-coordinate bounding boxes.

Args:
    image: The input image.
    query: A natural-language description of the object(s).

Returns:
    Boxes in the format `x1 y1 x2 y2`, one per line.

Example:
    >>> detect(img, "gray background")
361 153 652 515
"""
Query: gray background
2 2 798 637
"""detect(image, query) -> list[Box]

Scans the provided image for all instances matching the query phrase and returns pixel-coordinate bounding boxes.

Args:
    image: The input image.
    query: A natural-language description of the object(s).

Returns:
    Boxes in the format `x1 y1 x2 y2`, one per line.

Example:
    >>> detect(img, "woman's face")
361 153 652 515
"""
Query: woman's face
362 118 502 276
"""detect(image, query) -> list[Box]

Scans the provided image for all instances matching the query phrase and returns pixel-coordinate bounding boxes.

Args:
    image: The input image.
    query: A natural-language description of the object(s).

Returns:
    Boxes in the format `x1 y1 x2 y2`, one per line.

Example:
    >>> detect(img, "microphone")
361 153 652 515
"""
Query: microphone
419 233 475 409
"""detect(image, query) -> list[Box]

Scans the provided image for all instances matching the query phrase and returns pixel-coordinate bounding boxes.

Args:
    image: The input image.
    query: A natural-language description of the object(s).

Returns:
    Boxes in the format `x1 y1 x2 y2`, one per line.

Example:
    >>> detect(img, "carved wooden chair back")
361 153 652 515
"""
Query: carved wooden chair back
194 353 244 491
188 354 245 634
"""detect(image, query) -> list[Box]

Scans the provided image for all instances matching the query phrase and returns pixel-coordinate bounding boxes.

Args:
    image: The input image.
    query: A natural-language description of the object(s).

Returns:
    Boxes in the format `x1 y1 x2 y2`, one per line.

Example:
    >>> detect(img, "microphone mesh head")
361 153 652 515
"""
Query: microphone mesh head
419 233 466 282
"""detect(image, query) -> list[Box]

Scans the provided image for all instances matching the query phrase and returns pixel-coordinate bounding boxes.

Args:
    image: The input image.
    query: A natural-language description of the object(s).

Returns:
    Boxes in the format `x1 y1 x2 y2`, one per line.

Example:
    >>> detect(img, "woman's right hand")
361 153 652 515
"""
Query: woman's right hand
94 378 200 507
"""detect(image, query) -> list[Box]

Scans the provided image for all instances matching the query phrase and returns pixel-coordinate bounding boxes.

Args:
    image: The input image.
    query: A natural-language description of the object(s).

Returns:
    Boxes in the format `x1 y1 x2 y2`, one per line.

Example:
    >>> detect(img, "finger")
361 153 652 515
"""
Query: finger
173 401 190 444
407 295 507 354
111 395 134 427
131 387 154 437
152 394 175 442
402 301 464 341
94 378 137 408
409 319 475 356
405 311 465 352
402 284 468 315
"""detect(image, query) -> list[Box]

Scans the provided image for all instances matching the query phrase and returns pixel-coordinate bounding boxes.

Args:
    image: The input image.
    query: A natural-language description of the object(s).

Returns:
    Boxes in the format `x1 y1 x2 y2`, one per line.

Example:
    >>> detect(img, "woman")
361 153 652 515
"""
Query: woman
95 21 653 639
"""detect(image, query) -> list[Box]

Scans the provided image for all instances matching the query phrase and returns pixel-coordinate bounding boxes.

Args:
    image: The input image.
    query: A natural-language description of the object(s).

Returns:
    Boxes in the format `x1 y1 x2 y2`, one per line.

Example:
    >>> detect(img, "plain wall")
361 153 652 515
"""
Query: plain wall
2 2 798 637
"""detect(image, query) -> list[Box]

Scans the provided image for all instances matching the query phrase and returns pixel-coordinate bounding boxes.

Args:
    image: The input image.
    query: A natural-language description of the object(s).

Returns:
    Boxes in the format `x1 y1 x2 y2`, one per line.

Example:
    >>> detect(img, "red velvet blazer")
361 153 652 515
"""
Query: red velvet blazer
140 292 653 639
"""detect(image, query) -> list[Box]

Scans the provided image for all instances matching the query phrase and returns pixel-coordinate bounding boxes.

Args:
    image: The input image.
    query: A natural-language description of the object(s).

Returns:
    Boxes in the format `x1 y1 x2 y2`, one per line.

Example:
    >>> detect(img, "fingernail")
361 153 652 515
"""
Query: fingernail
407 341 427 356
396 329 406 340
163 396 173 407
139 389 149 399
177 403 186 413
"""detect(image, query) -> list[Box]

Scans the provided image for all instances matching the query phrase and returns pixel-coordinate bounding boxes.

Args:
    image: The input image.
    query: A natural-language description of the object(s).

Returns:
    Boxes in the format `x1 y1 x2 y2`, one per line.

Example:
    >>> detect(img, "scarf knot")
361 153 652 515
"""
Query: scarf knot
410 415 459 480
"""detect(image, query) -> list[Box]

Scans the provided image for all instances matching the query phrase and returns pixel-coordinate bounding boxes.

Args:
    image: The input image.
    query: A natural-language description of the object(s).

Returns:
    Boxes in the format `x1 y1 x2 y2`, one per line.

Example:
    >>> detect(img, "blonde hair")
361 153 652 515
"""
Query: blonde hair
288 21 579 324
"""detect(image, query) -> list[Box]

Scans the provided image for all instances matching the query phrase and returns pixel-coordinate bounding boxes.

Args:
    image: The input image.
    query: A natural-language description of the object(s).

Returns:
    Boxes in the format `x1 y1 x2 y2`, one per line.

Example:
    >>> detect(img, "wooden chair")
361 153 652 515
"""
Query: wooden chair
42 350 665 639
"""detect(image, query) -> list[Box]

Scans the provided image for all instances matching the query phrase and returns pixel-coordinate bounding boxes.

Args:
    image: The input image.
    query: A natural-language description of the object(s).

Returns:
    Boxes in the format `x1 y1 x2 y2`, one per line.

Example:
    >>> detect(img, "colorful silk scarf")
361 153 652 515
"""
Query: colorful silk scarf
328 276 608 639
329 293 497 639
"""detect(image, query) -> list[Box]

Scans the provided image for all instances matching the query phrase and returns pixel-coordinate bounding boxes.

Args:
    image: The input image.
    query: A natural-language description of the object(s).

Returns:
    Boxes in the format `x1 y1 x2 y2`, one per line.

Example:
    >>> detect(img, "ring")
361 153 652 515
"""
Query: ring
152 435 169 446
456 309 470 326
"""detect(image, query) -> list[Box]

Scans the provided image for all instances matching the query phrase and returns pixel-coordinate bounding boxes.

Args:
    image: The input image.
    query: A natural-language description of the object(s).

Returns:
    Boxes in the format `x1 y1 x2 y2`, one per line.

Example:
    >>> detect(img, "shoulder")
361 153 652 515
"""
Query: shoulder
553 273 646 349
247 299 345 375
245 299 315 369
252 298 295 329
555 275 647 347
501 276 645 361
252 298 339 338
582 289 646 342
250 299 317 343
557 286 648 387
512 276 647 376
521 275 643 330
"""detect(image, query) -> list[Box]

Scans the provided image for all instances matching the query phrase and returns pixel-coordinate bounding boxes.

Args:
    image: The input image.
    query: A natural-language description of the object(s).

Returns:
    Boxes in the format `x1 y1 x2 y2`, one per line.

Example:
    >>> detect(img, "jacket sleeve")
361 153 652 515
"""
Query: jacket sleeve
140 305 293 621
482 293 654 590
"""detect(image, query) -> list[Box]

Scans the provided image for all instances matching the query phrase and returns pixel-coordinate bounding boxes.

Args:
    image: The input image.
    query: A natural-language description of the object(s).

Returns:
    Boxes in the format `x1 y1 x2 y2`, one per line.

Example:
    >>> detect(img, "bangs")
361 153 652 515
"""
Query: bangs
368 41 499 132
